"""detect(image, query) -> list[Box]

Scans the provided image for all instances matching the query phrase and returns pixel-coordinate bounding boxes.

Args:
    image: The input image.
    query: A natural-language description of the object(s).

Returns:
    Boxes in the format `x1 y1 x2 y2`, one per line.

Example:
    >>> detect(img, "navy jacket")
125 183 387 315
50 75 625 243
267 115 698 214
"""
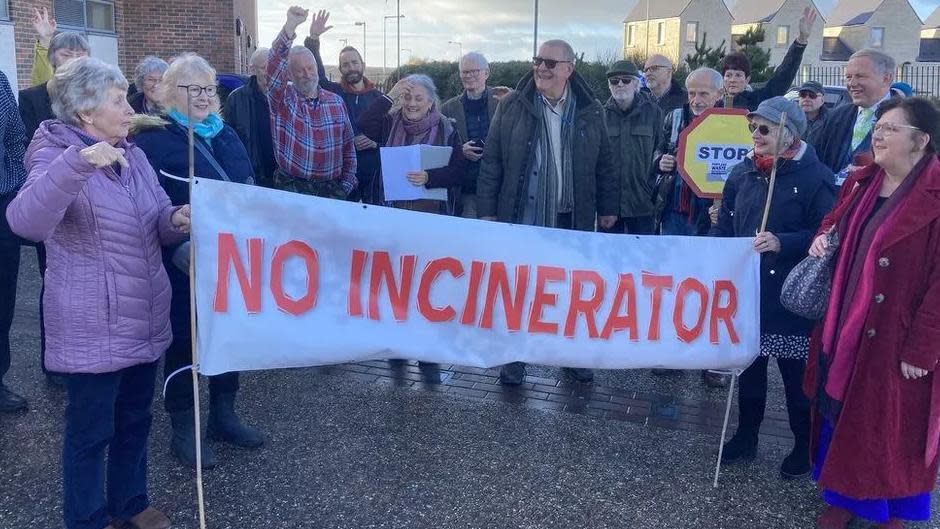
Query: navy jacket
18 82 54 144
133 119 255 339
710 143 836 336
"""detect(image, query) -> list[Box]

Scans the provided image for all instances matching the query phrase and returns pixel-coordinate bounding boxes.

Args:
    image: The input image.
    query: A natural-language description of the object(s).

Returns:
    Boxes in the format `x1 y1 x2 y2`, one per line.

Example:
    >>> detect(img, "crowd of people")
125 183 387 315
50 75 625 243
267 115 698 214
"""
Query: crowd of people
0 4 938 529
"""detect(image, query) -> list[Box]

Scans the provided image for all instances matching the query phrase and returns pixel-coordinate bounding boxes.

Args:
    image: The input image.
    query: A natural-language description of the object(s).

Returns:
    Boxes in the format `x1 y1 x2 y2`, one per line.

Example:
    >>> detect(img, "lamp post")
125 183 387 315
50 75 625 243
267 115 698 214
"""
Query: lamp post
448 40 463 59
354 21 366 58
533 0 539 57
338 38 348 47
383 14 405 80
397 0 402 72
401 48 413 62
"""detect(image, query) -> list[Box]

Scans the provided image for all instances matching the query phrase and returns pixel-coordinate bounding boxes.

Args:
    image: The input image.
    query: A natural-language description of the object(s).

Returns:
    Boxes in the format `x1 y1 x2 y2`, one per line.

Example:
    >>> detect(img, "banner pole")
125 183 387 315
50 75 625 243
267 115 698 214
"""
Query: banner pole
759 111 788 233
186 89 208 529
713 372 737 487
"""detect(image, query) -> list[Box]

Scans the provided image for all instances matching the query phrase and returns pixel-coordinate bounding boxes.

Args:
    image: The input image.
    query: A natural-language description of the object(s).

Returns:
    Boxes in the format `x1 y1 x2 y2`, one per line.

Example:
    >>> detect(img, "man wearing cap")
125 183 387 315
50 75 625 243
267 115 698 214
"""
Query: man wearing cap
643 54 686 114
797 81 829 148
604 60 664 234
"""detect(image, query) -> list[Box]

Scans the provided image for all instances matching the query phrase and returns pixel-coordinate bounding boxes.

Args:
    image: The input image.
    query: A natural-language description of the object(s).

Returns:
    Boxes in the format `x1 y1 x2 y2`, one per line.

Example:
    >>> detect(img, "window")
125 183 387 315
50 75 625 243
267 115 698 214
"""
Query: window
871 27 884 47
777 25 789 45
686 22 699 43
53 0 115 33
657 22 666 45
627 24 636 47
0 0 9 21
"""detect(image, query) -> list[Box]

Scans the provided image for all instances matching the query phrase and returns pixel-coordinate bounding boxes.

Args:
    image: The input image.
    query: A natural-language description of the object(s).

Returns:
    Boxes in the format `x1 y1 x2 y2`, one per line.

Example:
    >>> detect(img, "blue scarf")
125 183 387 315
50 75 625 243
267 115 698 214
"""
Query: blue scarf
168 110 224 139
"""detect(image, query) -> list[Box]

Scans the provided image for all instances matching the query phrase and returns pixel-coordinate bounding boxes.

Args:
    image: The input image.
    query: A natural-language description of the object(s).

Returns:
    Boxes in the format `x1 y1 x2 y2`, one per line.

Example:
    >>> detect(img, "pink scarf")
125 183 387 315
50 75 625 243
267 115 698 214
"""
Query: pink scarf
387 104 444 148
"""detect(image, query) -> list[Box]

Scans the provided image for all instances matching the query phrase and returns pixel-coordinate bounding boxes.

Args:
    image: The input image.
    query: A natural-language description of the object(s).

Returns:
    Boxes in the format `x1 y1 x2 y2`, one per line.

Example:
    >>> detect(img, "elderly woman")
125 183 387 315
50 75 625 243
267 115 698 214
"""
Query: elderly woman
19 31 91 141
129 56 168 114
357 74 466 214
6 57 188 529
806 98 940 529
710 97 836 478
132 52 261 470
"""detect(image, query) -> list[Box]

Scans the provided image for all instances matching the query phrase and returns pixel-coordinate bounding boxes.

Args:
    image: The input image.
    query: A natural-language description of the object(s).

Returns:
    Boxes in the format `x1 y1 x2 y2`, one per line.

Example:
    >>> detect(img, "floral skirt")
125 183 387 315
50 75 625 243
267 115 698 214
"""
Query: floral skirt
760 333 809 360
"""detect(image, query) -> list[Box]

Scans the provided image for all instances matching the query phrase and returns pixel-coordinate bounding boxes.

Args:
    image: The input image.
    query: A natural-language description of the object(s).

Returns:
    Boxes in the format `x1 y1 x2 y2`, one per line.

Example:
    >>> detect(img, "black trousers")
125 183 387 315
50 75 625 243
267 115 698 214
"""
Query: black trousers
600 215 655 235
737 355 810 443
162 337 239 414
0 192 47 383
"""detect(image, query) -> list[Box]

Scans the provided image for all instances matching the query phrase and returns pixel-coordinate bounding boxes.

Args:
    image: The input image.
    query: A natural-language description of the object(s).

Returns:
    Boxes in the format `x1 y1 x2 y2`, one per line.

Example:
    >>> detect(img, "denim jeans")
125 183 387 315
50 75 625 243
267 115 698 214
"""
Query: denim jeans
63 361 158 529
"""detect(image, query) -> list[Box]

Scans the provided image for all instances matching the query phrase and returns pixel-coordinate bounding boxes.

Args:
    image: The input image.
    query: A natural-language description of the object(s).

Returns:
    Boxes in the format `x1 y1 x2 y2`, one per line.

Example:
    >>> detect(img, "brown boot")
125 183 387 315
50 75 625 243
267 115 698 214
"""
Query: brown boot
876 520 905 529
817 506 853 529
127 507 171 529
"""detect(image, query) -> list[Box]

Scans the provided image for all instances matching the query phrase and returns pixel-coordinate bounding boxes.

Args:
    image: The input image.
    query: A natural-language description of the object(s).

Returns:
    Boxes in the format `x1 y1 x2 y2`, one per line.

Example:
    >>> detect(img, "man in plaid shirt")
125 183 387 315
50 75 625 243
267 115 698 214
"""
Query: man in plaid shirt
267 6 357 199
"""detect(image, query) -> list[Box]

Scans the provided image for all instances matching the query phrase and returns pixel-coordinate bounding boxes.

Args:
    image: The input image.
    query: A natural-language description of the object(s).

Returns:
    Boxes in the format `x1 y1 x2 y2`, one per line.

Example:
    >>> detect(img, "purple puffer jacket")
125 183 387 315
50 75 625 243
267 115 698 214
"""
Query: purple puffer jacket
6 121 185 374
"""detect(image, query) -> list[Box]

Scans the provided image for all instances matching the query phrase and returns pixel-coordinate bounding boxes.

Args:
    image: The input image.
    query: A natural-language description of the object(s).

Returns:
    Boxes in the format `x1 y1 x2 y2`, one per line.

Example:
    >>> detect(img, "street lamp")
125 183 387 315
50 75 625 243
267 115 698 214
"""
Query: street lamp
354 21 366 58
448 40 463 59
338 38 348 47
383 14 405 80
533 0 539 57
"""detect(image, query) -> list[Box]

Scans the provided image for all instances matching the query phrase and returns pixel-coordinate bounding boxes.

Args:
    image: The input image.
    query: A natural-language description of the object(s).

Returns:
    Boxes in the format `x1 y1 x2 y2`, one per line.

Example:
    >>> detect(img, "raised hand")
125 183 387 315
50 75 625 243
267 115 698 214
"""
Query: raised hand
284 6 309 36
309 10 334 39
388 79 414 102
32 6 57 48
80 142 129 169
798 7 817 44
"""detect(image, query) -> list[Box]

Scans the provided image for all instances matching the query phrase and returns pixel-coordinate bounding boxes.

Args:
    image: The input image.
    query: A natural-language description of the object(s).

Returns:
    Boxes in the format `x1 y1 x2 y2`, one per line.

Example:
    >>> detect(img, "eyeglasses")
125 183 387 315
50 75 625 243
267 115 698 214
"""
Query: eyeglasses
643 64 669 73
798 91 819 99
178 84 218 98
460 69 485 77
748 123 777 136
532 57 571 70
608 77 636 86
873 122 922 136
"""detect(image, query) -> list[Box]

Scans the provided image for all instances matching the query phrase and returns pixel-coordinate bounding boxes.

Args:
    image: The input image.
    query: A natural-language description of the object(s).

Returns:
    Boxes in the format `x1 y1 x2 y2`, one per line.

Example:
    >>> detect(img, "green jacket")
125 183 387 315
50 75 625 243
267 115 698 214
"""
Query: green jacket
441 88 500 144
477 71 617 231
604 92 664 218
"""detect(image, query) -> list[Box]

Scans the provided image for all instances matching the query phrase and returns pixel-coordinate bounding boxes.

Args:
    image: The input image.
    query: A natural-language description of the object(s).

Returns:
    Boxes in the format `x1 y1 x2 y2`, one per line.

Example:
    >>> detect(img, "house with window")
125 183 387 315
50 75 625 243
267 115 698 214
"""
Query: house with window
918 6 940 62
623 0 733 67
731 0 825 68
0 0 257 91
821 0 922 64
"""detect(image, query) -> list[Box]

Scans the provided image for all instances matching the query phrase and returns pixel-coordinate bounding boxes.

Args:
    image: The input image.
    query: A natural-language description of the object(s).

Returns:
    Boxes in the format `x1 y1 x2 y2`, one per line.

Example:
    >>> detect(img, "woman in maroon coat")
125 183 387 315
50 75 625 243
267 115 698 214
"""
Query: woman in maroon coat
805 97 940 529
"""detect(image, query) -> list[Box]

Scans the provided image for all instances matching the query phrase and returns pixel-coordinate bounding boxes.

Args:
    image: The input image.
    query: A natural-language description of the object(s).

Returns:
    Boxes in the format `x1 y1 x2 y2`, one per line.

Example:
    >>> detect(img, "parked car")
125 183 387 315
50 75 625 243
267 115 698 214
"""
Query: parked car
784 85 851 108
217 73 249 107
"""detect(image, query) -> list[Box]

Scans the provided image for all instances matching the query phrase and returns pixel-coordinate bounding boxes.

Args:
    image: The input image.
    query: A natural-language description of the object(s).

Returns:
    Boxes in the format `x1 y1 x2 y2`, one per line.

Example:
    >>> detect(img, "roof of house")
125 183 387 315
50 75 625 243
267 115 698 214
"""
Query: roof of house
826 0 883 26
623 0 732 23
919 38 940 61
731 0 826 25
821 36 854 60
924 7 940 29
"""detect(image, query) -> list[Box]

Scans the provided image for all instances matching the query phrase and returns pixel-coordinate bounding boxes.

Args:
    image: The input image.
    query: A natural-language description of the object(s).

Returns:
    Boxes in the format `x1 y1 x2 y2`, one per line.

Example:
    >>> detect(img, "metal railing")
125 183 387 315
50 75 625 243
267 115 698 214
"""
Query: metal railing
799 64 940 97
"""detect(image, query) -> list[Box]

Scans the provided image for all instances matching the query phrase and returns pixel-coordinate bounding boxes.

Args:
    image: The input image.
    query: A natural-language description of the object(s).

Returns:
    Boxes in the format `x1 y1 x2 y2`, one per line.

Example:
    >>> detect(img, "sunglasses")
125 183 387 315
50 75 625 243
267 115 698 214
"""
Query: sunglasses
532 57 571 70
748 123 777 136
798 91 819 99
608 77 636 86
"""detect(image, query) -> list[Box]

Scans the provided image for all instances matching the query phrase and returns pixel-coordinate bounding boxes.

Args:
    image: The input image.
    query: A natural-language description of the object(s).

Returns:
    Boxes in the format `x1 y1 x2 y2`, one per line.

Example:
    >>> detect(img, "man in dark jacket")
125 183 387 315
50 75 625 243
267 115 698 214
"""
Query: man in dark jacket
224 47 278 188
643 54 686 114
441 52 500 219
604 60 664 234
478 39 618 385
797 80 829 147
719 8 815 111
19 31 90 142
305 11 384 203
814 49 895 186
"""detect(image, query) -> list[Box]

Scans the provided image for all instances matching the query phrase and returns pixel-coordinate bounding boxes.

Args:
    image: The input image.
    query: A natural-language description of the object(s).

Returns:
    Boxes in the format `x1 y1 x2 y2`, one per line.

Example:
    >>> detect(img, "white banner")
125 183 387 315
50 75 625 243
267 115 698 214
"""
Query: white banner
191 178 761 376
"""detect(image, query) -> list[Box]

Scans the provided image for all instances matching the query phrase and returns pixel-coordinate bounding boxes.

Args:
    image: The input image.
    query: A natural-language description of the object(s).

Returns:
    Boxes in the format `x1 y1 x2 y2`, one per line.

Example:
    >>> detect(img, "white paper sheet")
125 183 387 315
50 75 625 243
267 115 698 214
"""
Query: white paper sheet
379 145 453 201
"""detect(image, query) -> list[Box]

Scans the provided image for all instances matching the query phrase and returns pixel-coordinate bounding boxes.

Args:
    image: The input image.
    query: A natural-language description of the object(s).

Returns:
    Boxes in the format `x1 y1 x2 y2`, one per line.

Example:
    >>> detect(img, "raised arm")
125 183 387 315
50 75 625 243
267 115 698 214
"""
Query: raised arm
266 6 309 111
303 10 344 95
754 8 814 101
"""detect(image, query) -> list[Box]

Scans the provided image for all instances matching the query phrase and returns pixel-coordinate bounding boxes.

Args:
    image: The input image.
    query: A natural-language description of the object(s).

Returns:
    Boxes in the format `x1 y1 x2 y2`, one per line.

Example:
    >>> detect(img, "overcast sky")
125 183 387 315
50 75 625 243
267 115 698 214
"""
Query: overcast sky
257 0 940 66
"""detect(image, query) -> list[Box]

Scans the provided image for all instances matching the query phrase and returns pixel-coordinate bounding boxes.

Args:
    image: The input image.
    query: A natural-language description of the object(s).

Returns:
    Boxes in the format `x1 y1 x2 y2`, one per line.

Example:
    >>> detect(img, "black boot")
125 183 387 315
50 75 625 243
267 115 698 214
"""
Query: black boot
562 367 594 383
721 428 758 462
499 362 526 385
0 384 27 412
207 392 264 448
169 410 217 469
781 404 811 479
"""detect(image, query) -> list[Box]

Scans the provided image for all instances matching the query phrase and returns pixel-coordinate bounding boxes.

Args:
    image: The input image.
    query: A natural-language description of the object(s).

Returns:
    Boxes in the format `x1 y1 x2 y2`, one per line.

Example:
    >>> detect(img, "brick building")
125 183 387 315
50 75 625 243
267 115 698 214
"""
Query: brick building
0 0 257 90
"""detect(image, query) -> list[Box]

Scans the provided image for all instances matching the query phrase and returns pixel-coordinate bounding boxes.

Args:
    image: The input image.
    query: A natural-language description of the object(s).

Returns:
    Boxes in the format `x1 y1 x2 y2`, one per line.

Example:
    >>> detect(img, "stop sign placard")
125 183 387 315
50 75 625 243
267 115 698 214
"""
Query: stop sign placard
677 108 751 199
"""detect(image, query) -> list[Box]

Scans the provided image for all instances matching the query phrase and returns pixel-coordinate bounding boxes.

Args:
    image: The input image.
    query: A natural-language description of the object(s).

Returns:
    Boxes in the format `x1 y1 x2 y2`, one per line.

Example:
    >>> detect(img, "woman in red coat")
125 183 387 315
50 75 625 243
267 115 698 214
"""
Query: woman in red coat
805 97 940 529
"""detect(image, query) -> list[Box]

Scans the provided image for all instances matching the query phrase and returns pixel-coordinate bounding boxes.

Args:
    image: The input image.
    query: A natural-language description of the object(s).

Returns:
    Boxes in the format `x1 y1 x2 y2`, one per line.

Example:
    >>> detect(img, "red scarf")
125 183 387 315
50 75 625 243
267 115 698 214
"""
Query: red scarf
752 137 803 176
340 77 376 95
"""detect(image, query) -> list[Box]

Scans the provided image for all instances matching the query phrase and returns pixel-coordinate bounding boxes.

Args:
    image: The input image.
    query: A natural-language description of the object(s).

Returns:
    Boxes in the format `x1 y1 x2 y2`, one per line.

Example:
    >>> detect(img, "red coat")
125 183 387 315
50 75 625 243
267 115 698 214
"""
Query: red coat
804 154 940 499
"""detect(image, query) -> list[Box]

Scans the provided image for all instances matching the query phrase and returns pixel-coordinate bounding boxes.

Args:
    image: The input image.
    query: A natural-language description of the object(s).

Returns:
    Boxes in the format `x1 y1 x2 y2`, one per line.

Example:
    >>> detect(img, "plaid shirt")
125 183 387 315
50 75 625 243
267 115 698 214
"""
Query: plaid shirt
267 29 357 193
0 71 27 196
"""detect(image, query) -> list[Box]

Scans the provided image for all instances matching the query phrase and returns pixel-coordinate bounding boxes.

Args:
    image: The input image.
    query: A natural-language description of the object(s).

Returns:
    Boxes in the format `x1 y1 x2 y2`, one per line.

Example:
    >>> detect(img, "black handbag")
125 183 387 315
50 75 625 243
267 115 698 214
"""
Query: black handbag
780 229 840 320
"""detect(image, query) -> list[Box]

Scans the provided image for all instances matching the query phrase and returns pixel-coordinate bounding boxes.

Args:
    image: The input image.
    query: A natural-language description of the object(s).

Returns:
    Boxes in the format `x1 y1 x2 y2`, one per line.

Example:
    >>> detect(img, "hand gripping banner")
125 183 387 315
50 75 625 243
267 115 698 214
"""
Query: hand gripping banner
191 179 761 376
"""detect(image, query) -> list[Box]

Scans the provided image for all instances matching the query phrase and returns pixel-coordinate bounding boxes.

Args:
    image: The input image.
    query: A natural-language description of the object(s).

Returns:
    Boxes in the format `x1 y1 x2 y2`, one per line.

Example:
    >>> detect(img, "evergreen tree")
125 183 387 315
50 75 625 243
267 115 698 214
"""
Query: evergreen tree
733 27 775 83
685 32 727 71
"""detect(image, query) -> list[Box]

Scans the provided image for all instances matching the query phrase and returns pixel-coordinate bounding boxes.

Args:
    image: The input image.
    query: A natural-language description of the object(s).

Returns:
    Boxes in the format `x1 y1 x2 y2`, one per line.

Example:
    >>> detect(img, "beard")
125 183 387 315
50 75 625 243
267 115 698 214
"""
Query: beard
343 70 363 85
294 78 318 96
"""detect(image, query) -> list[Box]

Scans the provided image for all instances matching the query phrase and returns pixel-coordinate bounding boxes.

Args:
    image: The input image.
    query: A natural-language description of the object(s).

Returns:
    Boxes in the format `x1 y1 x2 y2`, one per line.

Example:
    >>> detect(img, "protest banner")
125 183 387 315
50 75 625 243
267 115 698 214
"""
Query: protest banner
677 108 751 199
190 178 761 376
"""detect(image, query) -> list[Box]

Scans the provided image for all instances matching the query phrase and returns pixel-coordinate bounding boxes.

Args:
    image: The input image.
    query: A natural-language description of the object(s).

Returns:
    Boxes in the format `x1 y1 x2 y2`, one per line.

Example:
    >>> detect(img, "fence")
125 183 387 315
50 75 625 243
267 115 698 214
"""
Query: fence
799 64 940 98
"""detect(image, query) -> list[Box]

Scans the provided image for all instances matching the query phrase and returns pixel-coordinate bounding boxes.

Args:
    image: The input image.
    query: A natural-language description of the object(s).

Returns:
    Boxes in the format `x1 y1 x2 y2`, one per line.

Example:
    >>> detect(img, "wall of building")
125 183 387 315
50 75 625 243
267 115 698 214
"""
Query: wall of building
679 0 733 65
624 18 682 65
863 0 921 65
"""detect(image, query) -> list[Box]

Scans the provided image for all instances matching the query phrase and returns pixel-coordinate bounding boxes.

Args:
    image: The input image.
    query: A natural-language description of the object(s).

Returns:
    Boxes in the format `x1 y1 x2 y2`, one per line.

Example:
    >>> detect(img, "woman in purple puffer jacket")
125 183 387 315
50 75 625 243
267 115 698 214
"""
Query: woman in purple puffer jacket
6 57 190 529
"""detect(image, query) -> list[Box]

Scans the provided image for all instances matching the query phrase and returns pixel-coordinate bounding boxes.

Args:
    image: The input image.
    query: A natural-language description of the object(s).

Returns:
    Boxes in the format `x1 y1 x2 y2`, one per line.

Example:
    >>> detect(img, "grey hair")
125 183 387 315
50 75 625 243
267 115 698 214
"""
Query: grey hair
540 40 575 62
47 32 91 69
48 57 128 127
390 74 440 115
850 48 896 77
158 52 220 115
249 47 269 72
460 52 489 71
288 45 316 63
134 56 169 88
686 67 723 91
